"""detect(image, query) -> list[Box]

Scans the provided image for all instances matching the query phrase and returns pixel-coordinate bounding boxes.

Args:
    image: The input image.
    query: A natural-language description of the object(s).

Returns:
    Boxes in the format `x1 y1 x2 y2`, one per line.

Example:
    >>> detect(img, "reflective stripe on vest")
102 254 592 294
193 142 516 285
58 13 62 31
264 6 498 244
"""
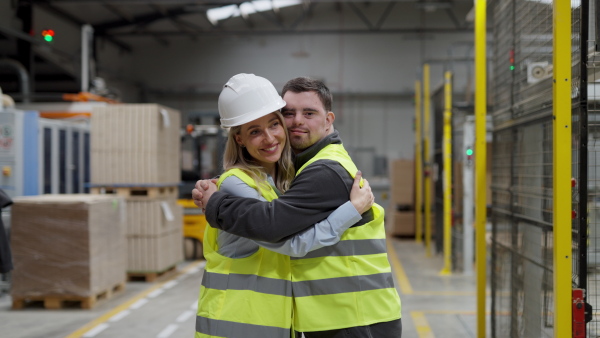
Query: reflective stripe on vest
290 238 387 260
196 316 291 338
293 272 395 297
292 143 402 331
196 168 292 337
202 271 292 297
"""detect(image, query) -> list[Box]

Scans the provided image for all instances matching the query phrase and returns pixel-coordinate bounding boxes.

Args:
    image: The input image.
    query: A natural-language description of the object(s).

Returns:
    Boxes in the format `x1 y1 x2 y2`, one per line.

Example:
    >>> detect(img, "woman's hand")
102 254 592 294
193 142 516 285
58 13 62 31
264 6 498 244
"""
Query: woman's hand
192 178 218 212
350 171 375 214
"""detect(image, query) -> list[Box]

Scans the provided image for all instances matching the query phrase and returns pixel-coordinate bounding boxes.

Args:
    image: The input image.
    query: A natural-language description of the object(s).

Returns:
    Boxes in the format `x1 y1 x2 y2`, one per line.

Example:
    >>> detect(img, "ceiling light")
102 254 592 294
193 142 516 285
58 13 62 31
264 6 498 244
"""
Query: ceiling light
207 0 301 25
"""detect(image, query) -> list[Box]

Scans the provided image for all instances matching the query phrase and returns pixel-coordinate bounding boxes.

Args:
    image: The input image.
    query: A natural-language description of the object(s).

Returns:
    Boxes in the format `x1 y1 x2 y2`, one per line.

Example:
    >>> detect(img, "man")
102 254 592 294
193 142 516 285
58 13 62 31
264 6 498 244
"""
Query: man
193 77 402 338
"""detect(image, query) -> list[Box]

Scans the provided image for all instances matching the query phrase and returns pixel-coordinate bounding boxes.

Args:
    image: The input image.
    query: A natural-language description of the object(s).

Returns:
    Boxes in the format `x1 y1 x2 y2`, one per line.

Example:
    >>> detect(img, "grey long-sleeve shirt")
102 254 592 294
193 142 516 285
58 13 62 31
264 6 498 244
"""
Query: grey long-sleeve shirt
205 131 374 242
217 175 361 258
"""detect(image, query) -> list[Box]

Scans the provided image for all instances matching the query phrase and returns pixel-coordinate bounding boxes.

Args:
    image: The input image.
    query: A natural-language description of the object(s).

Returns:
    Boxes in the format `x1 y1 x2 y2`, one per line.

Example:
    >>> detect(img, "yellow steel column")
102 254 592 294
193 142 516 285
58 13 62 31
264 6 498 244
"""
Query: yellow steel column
423 64 432 256
552 0 572 336
474 0 487 336
440 71 452 275
415 80 423 244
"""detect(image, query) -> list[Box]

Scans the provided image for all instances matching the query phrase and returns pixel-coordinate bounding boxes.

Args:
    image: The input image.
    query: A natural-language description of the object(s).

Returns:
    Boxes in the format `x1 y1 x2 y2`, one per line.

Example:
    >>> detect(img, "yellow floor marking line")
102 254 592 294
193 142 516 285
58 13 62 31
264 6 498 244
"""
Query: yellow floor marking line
65 260 205 338
411 311 435 338
386 237 414 295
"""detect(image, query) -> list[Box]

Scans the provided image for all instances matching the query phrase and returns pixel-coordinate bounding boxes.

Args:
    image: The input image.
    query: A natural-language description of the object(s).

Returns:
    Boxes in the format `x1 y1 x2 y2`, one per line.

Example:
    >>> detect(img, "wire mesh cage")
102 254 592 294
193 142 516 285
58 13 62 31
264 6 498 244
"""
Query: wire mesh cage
489 0 580 336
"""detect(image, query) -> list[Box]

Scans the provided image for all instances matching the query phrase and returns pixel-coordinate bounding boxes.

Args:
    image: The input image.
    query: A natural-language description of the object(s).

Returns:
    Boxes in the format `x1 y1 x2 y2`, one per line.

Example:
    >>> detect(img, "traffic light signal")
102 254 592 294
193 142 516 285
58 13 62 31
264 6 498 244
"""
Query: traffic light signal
41 30 55 42
466 147 473 161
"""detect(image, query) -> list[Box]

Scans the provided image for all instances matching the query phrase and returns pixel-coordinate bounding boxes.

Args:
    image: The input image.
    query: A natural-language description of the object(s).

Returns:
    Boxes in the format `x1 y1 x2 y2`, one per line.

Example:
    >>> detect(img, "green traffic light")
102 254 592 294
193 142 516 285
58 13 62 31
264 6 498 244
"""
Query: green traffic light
466 148 473 156
44 35 53 42
510 65 515 71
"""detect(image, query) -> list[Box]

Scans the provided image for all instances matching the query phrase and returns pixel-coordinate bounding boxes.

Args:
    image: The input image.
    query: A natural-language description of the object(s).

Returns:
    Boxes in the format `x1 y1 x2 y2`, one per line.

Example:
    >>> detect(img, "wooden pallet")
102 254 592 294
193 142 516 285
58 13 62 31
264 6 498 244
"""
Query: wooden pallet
127 265 177 283
90 186 178 198
12 282 125 310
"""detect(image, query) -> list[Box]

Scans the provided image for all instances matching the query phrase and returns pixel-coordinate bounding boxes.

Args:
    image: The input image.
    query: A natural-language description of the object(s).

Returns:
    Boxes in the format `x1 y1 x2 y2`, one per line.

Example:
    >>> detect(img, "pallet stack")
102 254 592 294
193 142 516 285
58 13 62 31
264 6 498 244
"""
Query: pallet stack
11 195 126 309
91 104 183 281
388 159 416 236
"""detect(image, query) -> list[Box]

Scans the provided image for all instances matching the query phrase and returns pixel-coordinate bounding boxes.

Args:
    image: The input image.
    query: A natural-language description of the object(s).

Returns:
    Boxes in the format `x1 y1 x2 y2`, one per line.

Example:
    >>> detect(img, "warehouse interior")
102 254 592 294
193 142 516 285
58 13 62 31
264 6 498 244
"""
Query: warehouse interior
0 0 592 337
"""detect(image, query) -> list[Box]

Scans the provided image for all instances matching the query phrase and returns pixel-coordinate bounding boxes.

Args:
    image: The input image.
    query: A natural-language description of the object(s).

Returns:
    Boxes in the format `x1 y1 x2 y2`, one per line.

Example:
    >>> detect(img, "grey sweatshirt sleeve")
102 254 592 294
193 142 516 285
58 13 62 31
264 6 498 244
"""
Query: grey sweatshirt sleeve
205 161 354 242
255 201 360 257
215 177 262 258
219 176 361 256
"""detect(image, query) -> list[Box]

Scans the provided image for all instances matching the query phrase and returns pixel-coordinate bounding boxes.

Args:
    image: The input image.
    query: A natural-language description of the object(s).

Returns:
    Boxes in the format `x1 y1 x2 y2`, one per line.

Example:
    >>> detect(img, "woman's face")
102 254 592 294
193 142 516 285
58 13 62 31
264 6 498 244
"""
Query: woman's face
235 112 287 169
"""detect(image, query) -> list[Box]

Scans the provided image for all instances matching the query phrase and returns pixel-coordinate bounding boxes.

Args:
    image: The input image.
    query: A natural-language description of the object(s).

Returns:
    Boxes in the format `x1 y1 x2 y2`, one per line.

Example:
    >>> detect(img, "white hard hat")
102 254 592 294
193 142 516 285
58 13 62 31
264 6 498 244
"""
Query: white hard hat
218 73 286 128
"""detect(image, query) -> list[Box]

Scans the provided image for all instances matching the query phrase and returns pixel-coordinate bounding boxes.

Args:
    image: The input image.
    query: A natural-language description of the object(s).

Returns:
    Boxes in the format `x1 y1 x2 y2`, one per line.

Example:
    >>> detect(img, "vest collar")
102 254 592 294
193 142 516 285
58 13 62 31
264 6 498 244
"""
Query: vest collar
293 130 343 171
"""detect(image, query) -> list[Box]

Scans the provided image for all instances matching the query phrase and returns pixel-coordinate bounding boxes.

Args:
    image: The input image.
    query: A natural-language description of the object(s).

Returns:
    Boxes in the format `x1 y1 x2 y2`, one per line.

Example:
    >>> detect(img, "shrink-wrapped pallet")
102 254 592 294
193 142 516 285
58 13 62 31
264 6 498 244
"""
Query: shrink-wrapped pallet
10 194 126 300
125 197 183 237
127 227 183 273
126 198 183 273
91 104 181 185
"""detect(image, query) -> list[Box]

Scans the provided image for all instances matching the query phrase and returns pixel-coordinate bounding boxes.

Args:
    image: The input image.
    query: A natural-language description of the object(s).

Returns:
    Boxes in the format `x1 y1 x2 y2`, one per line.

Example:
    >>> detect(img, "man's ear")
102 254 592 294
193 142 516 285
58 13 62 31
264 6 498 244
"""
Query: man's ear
326 111 335 129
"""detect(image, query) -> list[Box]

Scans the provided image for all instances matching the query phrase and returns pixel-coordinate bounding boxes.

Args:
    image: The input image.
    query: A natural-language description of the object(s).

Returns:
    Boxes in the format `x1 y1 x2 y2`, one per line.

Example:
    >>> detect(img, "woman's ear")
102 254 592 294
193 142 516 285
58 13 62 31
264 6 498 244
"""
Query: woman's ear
234 134 244 147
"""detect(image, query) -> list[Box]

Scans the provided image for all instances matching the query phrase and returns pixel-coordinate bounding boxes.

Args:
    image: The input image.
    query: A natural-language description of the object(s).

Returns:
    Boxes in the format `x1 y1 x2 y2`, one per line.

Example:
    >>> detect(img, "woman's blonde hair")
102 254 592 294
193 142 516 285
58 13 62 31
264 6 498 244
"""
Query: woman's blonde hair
222 111 295 193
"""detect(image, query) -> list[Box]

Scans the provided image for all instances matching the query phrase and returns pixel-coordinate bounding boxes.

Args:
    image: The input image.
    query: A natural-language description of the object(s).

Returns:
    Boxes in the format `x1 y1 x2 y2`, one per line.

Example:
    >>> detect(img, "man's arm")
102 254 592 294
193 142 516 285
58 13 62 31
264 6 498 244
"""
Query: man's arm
204 161 354 242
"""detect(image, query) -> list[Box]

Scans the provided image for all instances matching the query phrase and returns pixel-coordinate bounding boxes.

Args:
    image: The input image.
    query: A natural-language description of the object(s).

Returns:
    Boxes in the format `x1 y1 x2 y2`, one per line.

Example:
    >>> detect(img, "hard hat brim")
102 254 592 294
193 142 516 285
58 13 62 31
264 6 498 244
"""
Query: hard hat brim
220 99 286 128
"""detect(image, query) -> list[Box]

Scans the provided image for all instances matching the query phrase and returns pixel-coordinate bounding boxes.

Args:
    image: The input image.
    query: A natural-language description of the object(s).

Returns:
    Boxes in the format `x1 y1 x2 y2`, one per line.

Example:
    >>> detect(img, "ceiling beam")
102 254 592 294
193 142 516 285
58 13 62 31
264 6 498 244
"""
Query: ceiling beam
444 8 462 29
108 26 476 37
103 3 134 22
288 1 315 30
375 2 395 29
347 2 375 30
94 6 196 31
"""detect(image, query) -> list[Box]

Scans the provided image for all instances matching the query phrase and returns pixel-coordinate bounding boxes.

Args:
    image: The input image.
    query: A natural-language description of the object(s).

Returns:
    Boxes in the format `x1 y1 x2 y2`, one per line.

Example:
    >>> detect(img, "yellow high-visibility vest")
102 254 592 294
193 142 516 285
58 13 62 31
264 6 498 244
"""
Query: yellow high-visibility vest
292 144 402 332
195 168 293 338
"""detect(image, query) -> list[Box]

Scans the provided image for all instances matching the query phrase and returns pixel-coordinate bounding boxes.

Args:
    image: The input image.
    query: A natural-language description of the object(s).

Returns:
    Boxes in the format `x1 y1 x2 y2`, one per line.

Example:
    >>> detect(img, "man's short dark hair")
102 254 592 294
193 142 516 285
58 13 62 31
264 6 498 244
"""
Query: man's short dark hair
282 77 332 112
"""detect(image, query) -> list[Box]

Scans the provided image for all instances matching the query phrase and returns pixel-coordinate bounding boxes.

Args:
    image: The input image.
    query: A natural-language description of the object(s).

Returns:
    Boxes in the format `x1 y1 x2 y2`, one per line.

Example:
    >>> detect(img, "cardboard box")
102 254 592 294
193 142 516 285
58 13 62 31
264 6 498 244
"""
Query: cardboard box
388 211 415 236
91 104 181 185
389 159 415 208
127 228 183 273
125 197 183 237
11 194 126 298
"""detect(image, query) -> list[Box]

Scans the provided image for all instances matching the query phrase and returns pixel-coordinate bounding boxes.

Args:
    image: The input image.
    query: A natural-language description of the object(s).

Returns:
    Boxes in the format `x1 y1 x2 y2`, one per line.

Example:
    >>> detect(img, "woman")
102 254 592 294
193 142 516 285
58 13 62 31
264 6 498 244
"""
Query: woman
195 73 373 338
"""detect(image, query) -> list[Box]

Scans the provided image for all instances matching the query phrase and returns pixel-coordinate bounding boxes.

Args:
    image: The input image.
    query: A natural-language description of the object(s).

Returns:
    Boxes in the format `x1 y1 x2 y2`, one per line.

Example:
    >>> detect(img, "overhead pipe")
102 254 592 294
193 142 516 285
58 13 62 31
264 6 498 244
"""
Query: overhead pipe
0 58 31 103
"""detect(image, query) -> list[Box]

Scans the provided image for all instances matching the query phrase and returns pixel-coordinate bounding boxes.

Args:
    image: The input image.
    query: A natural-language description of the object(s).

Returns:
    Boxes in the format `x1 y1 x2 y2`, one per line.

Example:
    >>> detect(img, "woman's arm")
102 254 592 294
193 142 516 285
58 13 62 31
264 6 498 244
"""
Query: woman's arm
255 201 360 257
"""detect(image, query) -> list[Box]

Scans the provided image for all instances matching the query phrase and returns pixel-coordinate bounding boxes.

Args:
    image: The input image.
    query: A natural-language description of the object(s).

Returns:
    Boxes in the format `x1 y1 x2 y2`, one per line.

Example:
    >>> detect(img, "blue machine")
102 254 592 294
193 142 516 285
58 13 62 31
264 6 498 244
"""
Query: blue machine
0 108 90 199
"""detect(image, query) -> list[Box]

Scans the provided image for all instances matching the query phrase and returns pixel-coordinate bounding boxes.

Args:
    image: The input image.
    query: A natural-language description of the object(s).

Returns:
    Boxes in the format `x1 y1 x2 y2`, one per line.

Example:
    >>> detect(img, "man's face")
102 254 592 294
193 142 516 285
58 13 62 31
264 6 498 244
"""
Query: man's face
281 91 335 152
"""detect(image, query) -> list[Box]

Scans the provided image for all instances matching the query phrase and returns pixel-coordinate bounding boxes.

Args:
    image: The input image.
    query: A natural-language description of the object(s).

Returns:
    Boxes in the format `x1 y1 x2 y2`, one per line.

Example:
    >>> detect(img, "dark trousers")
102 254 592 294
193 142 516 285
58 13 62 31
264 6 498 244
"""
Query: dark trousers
297 318 402 338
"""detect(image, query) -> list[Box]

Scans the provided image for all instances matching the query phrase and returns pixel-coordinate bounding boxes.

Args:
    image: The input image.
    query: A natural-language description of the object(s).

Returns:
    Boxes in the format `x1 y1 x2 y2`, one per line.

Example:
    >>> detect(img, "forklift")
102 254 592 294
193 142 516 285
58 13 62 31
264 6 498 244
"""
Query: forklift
179 123 226 260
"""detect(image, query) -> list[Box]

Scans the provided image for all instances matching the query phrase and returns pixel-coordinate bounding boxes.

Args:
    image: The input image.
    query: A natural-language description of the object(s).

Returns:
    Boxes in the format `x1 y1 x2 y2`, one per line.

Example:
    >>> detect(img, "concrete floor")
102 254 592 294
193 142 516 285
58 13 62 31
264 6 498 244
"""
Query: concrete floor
0 238 484 338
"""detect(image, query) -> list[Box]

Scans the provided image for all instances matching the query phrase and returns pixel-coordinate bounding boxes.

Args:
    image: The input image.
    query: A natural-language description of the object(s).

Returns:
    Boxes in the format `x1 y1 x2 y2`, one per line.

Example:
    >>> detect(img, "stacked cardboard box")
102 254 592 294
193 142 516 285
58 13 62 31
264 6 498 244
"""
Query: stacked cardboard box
11 195 126 303
125 197 183 272
91 104 181 185
91 104 183 274
388 159 415 236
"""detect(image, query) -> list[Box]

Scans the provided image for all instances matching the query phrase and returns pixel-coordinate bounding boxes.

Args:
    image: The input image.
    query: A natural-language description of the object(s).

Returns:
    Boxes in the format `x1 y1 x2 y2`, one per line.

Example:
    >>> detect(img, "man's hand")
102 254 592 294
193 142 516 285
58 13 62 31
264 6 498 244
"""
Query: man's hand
192 178 218 211
349 171 374 214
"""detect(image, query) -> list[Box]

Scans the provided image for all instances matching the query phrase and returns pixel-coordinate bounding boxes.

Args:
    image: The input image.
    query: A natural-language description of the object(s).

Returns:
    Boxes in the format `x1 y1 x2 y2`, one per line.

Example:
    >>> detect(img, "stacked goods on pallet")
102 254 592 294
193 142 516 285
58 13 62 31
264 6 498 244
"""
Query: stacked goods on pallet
90 104 183 279
91 104 181 185
388 159 415 236
10 195 126 309
125 197 183 275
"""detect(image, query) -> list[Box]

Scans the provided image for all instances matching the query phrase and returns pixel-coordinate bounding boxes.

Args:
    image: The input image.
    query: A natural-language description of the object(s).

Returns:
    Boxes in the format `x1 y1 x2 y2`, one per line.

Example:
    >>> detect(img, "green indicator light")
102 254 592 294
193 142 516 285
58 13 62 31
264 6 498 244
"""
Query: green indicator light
44 35 53 42
466 149 473 156
510 65 515 71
